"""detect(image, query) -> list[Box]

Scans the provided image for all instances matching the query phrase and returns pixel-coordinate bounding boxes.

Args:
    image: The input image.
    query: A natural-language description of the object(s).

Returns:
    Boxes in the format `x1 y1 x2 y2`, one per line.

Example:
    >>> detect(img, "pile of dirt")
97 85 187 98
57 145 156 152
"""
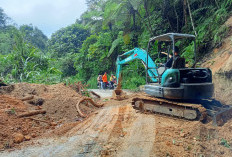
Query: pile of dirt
112 89 129 100
153 115 232 157
0 95 50 150
0 82 102 150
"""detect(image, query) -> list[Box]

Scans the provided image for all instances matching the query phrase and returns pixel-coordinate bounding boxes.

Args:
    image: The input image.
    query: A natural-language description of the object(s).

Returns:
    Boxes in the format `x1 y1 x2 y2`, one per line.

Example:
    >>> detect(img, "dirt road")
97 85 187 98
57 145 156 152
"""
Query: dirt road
1 89 232 157
0 101 158 157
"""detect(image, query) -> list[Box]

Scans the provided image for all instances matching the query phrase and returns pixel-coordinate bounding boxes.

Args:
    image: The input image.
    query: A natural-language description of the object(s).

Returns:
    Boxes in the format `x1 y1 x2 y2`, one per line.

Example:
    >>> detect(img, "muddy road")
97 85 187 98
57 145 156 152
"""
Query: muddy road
1 89 232 157
1 102 157 156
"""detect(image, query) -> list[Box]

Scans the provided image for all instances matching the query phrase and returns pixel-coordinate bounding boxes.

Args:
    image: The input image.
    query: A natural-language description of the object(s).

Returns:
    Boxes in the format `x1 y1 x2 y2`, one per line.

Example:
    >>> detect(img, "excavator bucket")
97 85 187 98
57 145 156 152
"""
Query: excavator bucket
112 74 128 100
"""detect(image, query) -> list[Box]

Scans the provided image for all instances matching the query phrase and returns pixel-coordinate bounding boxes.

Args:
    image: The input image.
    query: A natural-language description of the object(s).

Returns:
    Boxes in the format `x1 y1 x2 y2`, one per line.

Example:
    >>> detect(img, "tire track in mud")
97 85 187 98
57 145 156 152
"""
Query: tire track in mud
42 105 155 156
47 106 120 157
1 103 157 157
38 108 111 157
116 113 156 157
98 104 156 157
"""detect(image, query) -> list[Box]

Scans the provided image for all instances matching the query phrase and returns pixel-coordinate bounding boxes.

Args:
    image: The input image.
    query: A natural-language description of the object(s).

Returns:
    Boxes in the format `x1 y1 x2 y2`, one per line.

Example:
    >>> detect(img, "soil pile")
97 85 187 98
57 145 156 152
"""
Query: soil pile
0 83 101 150
112 89 129 100
153 115 232 157
0 95 50 150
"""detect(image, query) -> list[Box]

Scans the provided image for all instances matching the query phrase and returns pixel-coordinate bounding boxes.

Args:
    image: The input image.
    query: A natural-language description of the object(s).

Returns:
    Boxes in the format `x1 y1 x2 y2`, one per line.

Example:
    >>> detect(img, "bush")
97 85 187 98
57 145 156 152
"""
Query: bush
87 76 98 89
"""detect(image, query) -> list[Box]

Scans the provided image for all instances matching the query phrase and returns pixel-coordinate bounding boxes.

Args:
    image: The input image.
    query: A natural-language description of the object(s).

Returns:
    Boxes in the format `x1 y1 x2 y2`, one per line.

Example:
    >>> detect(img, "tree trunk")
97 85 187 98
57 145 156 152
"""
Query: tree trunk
144 0 153 35
174 0 179 32
183 0 187 26
187 0 197 36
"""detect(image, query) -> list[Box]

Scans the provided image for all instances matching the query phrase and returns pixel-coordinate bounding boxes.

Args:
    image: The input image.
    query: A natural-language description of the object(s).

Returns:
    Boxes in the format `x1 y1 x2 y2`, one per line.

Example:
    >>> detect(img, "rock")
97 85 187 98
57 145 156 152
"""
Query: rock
28 98 44 106
22 128 28 134
31 133 37 138
50 122 57 126
24 135 31 141
180 132 186 137
13 133 24 143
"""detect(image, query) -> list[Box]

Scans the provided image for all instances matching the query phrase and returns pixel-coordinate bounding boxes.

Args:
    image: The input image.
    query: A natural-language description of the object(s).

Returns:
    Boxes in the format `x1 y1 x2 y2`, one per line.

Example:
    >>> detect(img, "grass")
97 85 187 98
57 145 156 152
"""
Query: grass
5 108 16 115
220 138 230 148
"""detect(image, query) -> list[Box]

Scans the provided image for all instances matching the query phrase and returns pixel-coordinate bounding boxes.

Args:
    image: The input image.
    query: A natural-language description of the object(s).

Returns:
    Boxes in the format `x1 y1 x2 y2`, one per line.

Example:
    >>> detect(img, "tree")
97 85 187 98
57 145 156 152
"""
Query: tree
19 24 48 50
48 24 90 57
0 7 9 28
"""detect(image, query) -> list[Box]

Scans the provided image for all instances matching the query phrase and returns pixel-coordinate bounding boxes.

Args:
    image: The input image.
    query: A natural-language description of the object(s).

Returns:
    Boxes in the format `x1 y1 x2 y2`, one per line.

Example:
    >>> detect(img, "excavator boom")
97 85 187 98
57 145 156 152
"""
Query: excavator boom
116 48 158 83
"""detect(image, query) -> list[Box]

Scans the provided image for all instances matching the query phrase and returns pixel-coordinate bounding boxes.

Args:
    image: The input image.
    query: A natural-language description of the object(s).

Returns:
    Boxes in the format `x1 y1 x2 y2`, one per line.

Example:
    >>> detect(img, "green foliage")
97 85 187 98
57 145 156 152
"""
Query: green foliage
0 7 9 27
121 63 146 89
181 41 195 67
19 24 48 50
87 76 98 89
0 1 231 89
220 138 230 148
0 29 61 84
58 53 78 77
48 24 90 57
0 32 13 54
108 31 123 57
63 75 82 86
6 108 16 115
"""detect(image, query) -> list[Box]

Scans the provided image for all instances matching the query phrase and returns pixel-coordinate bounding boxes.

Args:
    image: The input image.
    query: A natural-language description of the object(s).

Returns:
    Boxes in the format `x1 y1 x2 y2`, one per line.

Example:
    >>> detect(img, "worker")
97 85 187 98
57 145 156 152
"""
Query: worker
109 74 116 89
102 72 108 89
97 75 103 89
165 46 180 68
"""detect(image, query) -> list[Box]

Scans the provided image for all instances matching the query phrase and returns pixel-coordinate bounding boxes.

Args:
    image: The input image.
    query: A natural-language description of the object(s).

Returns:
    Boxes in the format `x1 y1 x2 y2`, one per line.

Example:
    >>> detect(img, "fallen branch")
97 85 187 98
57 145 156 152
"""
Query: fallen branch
17 110 46 118
24 117 49 123
90 91 101 98
76 97 103 118
20 95 34 101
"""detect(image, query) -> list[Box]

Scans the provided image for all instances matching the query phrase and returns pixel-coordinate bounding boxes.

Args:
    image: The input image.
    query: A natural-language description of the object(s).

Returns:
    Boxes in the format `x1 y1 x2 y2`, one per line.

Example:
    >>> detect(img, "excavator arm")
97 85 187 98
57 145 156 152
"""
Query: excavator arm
116 48 159 83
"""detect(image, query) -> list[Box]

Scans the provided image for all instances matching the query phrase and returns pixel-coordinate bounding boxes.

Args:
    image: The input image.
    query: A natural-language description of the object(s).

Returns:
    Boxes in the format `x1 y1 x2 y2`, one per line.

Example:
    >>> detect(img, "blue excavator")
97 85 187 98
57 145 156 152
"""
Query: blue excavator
115 33 232 125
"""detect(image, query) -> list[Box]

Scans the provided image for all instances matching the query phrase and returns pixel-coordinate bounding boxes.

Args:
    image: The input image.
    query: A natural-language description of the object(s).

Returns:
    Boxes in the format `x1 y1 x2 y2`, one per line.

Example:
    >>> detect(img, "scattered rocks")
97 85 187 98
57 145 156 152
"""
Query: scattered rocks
31 133 37 138
24 135 31 141
50 122 57 126
28 98 44 106
13 133 24 143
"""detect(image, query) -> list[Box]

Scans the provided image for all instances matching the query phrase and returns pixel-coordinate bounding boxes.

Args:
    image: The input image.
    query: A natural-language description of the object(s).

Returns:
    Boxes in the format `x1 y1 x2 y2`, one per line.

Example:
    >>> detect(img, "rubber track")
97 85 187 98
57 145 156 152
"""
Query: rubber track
131 94 207 121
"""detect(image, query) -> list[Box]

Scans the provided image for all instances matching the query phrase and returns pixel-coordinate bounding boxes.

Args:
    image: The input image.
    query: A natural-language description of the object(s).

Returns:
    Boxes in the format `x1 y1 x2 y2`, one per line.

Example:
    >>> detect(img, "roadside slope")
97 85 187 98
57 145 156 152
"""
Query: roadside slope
201 16 232 105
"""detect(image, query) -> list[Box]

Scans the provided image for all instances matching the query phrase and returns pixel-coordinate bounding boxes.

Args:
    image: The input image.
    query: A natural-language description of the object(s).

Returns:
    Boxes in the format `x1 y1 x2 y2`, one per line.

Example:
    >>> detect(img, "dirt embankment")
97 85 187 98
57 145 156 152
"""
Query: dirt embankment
201 16 232 105
0 83 101 150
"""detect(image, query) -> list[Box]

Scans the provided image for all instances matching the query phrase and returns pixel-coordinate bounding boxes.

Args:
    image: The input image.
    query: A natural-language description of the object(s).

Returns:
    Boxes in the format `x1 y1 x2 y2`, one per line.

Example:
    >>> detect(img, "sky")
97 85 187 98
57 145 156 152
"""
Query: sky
0 0 87 37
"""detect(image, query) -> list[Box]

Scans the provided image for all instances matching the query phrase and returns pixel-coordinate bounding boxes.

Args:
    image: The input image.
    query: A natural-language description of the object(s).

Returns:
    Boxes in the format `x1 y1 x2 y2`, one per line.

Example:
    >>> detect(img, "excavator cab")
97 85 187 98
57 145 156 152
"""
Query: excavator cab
145 33 214 100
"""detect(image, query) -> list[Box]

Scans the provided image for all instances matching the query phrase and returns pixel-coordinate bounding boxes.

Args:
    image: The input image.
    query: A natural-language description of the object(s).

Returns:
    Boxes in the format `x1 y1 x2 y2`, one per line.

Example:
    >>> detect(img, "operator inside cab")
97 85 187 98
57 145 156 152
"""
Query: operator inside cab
165 46 180 68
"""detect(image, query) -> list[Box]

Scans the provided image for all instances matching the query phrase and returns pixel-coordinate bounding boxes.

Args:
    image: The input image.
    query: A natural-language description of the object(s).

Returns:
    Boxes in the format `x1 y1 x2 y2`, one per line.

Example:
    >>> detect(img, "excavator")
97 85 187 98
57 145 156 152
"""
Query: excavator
115 33 232 126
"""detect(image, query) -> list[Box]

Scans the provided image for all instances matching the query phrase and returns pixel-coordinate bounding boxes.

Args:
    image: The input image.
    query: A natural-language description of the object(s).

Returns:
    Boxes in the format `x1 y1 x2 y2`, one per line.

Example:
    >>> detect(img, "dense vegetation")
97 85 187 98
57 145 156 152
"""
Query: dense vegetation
0 0 231 88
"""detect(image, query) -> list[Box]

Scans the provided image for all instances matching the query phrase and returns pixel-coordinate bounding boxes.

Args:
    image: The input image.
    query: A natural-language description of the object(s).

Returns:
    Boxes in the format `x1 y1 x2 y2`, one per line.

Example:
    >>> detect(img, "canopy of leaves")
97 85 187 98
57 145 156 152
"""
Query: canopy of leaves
48 24 90 57
19 25 48 50
0 1 232 88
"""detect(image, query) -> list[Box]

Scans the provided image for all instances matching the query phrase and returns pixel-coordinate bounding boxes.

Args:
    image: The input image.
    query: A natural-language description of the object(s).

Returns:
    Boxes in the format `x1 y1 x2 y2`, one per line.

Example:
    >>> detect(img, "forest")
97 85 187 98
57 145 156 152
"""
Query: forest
0 0 231 89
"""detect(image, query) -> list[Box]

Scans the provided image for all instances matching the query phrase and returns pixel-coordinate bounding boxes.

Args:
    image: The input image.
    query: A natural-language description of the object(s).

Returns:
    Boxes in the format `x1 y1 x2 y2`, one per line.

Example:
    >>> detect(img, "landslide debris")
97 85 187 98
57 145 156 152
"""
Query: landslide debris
0 82 102 150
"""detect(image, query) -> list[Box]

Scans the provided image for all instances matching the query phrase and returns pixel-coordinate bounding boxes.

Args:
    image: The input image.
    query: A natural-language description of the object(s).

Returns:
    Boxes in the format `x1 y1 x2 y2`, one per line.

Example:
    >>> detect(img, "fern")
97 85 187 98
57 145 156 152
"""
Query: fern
107 38 121 57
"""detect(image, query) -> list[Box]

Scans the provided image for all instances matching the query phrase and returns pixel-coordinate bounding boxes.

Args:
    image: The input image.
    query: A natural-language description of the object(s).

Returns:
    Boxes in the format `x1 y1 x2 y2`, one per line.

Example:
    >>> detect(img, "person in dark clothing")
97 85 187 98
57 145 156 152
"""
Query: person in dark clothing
165 46 180 68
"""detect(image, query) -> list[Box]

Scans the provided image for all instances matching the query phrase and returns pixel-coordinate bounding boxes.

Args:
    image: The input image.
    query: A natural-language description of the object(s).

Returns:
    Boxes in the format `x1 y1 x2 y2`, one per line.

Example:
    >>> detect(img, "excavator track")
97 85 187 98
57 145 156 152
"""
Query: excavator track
132 95 207 122
131 94 232 126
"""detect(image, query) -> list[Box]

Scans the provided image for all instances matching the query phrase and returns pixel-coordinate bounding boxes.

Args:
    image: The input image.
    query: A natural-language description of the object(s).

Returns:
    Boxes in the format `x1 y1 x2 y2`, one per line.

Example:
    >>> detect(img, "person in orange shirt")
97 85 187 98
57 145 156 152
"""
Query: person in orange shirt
102 72 108 89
